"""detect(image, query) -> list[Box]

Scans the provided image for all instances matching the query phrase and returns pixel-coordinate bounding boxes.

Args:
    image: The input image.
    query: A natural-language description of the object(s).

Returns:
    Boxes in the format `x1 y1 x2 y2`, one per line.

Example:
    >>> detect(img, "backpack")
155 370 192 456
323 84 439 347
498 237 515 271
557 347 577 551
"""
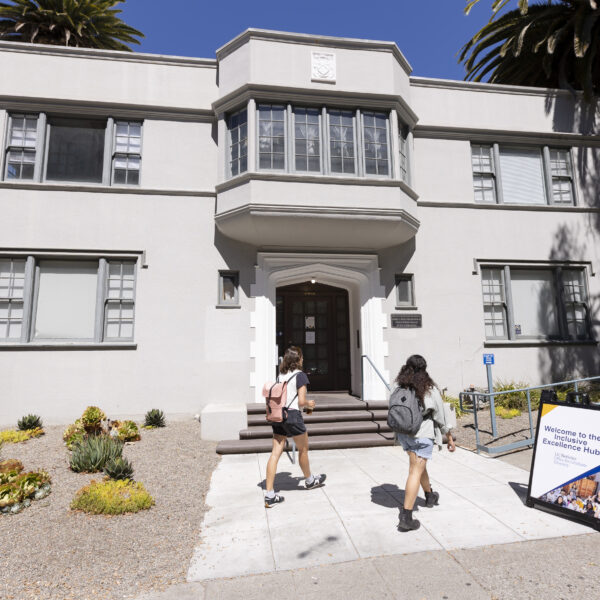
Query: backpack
387 386 423 435
262 372 300 423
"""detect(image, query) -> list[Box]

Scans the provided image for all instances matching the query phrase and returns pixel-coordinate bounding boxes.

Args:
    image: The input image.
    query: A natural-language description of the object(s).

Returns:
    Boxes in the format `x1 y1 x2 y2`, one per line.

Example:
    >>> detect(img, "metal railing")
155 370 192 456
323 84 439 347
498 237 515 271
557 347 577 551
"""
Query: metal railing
460 375 600 455
361 354 392 401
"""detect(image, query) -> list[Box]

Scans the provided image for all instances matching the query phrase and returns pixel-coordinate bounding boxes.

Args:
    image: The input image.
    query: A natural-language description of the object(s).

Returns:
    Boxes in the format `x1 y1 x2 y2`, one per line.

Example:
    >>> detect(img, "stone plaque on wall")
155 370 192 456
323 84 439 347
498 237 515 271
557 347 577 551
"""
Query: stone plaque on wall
311 52 336 83
391 314 422 329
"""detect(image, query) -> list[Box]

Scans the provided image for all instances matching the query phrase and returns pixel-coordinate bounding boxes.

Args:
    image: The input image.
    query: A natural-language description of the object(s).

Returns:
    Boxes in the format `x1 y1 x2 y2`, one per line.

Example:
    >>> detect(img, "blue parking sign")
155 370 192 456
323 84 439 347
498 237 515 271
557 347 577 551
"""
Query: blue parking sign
483 353 495 365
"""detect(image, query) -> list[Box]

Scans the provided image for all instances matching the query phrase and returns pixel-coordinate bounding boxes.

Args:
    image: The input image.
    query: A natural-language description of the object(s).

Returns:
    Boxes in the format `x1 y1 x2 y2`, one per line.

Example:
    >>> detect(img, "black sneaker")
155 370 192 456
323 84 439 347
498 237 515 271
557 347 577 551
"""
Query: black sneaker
304 474 327 490
264 494 285 508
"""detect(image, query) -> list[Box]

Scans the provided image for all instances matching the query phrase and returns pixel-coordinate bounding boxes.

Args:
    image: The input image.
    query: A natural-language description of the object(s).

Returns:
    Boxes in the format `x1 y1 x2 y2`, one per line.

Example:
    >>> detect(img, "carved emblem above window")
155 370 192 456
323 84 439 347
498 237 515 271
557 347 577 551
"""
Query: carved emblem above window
311 52 336 83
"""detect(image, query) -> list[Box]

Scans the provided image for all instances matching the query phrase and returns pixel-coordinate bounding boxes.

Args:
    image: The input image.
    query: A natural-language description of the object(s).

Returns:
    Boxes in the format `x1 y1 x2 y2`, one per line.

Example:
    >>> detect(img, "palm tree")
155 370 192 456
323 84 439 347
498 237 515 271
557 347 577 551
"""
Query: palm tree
0 0 143 51
460 0 600 100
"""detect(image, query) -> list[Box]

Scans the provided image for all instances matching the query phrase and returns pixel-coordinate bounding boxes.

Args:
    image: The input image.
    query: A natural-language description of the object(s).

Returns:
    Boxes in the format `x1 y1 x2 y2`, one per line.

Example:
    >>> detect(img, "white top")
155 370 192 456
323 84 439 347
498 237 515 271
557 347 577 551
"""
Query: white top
278 369 308 411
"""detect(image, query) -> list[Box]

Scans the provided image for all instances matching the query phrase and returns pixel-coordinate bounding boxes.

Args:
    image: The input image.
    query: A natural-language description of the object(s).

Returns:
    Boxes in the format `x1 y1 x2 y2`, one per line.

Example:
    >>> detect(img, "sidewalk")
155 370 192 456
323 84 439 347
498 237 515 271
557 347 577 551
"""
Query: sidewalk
186 446 589 581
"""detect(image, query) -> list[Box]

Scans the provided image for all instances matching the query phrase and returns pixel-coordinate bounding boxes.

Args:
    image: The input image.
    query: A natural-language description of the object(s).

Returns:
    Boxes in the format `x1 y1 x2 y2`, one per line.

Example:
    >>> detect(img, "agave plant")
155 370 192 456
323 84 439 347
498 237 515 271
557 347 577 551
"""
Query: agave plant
144 409 166 428
103 456 134 480
17 414 43 431
0 0 144 51
70 434 123 473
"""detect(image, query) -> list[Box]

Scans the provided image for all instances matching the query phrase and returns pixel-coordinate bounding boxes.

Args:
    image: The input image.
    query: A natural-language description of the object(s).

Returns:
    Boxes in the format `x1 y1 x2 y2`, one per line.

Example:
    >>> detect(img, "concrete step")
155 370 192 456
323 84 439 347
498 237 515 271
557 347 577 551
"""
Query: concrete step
247 409 389 426
216 432 396 455
246 398 388 415
240 420 391 440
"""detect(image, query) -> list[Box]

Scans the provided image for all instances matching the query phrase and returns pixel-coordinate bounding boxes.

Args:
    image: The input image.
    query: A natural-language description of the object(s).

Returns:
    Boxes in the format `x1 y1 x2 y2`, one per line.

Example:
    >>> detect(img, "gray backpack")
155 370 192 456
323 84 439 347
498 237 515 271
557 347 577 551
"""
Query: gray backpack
387 386 423 435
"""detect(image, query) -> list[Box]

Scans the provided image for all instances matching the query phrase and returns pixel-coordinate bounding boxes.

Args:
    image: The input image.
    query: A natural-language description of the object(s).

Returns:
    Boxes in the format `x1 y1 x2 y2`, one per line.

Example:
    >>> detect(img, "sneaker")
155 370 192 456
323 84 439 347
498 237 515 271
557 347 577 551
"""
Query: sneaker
304 474 327 490
264 494 285 508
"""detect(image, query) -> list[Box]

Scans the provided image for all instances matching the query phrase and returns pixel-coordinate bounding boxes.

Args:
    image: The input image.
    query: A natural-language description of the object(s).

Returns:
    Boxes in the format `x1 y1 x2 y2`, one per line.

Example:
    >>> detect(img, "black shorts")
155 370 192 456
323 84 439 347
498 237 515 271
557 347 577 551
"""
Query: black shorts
272 409 307 437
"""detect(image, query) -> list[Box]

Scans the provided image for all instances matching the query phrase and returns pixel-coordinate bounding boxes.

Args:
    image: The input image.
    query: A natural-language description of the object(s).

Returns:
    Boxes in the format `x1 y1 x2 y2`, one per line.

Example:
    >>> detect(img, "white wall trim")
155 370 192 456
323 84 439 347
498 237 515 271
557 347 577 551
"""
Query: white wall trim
250 252 389 403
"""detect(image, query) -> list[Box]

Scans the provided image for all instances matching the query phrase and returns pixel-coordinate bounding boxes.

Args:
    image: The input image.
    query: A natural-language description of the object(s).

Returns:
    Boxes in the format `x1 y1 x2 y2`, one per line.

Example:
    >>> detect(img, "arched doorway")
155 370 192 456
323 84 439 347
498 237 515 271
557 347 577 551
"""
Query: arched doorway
276 282 350 391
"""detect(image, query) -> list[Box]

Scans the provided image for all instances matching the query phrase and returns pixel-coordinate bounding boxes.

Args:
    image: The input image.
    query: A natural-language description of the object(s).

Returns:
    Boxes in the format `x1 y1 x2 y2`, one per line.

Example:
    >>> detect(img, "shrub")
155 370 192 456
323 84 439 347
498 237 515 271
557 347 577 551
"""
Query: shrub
494 380 541 411
70 435 123 473
0 469 51 514
0 428 44 444
17 414 42 431
495 406 522 419
144 409 166 428
117 420 140 442
81 406 106 433
103 457 134 480
0 459 24 474
71 479 154 515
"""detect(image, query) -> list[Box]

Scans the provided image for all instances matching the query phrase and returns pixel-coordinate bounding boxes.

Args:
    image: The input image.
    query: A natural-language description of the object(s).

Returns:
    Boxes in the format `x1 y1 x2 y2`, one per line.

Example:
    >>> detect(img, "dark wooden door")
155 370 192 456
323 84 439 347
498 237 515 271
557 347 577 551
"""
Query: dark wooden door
276 282 350 391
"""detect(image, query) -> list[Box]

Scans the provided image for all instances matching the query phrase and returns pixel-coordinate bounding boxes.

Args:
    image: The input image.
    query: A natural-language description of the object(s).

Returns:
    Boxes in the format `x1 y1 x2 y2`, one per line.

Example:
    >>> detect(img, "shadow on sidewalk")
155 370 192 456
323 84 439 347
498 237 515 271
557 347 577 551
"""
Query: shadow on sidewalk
371 484 426 510
257 471 305 491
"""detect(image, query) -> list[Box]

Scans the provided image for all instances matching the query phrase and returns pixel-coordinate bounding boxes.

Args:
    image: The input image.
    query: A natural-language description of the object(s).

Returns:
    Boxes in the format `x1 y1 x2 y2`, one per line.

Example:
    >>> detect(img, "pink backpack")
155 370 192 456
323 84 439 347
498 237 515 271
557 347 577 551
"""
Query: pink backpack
262 373 300 423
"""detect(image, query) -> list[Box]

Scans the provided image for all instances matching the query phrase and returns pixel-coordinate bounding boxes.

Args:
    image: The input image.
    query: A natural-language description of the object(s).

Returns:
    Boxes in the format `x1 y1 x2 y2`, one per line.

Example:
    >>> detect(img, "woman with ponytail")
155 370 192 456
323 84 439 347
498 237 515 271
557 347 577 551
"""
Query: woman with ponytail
394 354 454 532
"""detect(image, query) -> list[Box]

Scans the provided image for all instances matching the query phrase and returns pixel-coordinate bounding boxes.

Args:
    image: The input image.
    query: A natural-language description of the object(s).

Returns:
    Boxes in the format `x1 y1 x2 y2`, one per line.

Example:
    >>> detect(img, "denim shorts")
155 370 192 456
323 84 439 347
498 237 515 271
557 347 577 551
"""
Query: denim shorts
396 433 434 460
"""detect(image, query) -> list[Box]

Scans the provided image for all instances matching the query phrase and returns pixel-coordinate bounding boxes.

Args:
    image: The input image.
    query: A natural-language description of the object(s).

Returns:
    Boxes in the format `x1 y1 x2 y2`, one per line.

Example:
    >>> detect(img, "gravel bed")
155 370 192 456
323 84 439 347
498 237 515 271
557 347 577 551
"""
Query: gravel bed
0 421 219 600
454 405 538 453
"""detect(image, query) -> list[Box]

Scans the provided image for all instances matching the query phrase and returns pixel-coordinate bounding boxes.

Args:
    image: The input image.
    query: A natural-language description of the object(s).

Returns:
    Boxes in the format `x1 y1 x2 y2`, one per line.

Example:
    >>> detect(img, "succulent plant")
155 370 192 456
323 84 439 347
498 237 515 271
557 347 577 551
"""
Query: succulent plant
70 435 123 473
117 420 140 442
0 428 44 444
81 406 106 433
17 414 43 431
0 469 50 513
144 409 166 428
0 459 24 474
103 456 134 480
71 479 154 515
63 420 86 449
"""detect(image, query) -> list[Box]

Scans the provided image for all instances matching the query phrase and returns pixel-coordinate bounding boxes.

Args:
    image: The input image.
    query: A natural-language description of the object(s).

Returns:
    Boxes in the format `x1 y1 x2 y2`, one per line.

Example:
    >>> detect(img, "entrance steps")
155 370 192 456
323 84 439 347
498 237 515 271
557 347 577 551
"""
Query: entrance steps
216 393 394 455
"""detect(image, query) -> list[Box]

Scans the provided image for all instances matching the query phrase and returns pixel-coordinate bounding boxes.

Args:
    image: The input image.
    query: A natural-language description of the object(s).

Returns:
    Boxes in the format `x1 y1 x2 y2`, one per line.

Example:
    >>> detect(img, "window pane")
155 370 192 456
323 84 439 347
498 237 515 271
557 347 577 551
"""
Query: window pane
228 109 247 177
511 270 559 337
258 104 286 171
362 112 389 176
499 147 546 205
329 110 355 173
34 261 98 339
396 276 413 305
471 145 493 173
293 107 321 172
46 119 106 183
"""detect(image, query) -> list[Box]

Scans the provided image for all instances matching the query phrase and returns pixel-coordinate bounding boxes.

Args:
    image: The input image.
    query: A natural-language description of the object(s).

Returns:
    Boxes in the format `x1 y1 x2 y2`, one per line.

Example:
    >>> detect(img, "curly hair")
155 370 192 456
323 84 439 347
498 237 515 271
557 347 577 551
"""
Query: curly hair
395 354 436 403
280 346 303 374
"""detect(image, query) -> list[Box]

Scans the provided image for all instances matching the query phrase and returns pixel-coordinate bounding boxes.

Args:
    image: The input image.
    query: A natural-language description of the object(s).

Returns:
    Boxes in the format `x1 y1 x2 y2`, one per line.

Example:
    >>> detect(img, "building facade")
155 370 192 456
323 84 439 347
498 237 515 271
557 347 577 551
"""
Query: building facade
1 29 599 427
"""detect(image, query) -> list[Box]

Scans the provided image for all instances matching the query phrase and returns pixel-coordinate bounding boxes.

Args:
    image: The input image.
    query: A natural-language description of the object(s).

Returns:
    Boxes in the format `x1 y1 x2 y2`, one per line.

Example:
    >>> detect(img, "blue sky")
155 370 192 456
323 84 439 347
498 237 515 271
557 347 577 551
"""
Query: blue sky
119 1 494 81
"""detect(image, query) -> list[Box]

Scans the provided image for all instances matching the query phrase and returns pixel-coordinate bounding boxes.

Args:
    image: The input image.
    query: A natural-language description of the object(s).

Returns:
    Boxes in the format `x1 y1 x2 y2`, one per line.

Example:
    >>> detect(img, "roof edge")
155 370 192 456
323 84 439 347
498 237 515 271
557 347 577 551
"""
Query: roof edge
216 28 412 75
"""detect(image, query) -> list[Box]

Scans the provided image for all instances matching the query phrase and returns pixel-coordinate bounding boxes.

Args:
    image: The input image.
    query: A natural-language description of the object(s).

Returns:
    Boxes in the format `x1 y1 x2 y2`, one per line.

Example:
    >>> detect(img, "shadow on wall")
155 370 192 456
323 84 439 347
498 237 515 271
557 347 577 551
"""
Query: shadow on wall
214 227 256 299
538 96 600 382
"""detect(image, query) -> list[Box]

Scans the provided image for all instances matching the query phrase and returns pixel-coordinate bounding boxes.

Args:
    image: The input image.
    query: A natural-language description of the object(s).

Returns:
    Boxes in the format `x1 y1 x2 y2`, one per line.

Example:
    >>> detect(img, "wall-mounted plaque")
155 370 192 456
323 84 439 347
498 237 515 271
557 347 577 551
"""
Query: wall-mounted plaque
391 314 422 329
311 52 336 82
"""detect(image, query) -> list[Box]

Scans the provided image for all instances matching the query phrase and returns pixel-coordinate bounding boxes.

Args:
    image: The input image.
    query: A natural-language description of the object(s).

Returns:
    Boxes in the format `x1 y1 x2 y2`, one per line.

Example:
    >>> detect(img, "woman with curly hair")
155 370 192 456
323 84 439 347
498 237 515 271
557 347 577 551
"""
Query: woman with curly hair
395 354 454 532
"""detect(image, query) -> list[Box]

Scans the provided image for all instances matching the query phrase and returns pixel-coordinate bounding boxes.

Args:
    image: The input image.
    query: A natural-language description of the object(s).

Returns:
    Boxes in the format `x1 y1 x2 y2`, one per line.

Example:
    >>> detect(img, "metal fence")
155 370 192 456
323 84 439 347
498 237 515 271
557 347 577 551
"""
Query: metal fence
459 375 600 455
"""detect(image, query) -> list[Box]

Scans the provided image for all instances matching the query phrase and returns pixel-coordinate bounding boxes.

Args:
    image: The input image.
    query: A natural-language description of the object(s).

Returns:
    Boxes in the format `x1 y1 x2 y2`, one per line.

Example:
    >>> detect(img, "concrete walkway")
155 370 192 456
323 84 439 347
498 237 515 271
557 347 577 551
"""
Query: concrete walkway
187 446 590 582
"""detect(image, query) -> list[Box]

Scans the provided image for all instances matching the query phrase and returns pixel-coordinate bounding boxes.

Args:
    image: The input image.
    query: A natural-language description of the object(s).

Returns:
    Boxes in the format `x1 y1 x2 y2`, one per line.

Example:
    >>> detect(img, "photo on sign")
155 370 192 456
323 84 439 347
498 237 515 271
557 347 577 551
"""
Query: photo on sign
538 473 600 520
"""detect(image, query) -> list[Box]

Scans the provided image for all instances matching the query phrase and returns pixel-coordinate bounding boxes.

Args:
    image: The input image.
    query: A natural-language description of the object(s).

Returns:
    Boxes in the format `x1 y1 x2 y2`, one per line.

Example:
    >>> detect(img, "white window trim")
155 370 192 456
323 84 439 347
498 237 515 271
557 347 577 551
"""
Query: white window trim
395 273 417 309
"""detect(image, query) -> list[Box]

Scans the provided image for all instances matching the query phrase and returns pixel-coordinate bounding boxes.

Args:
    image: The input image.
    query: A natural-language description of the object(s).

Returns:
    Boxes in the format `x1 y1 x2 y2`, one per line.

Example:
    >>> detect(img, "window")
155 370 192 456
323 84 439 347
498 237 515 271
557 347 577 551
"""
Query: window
549 148 574 205
362 112 389 176
293 107 321 172
398 127 409 182
0 256 136 344
218 271 239 307
471 145 496 203
4 114 38 180
395 274 415 307
328 109 356 174
480 266 591 341
258 104 286 170
3 113 143 185
113 121 141 185
471 144 576 206
46 118 106 183
227 109 247 177
0 258 26 340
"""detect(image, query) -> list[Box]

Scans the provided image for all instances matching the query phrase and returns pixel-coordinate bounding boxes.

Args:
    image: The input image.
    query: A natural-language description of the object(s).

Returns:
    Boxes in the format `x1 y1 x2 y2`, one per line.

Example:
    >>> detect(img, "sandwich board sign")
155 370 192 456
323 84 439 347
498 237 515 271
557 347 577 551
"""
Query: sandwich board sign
527 393 600 531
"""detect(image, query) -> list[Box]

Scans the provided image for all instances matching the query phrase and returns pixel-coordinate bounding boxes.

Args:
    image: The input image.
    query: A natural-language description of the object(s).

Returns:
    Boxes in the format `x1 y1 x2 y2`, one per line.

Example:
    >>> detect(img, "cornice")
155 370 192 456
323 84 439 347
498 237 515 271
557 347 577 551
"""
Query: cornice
0 40 216 68
0 95 215 123
212 83 418 127
413 125 600 145
216 29 412 75
215 171 419 200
